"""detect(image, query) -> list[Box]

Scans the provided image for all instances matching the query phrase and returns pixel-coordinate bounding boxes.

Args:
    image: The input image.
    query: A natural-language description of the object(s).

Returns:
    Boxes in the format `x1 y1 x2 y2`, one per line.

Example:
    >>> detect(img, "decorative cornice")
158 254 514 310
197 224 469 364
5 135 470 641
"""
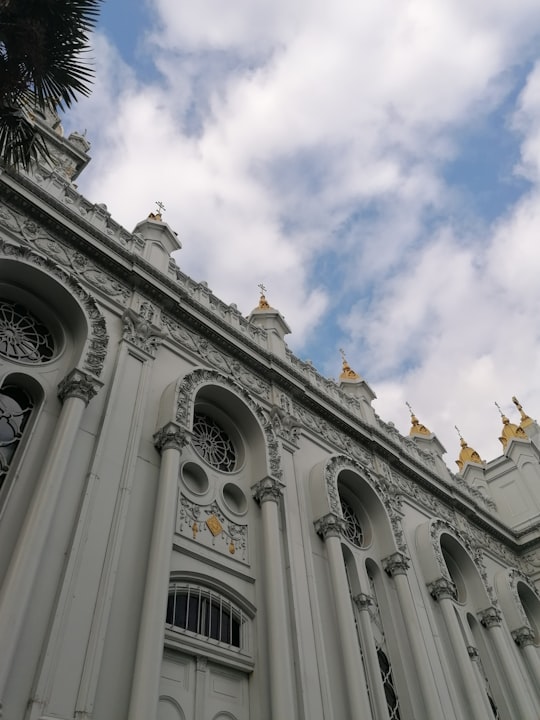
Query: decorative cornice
428 576 458 602
252 476 284 505
314 513 346 540
512 625 536 648
153 423 190 453
57 368 102 405
383 552 410 577
479 606 502 629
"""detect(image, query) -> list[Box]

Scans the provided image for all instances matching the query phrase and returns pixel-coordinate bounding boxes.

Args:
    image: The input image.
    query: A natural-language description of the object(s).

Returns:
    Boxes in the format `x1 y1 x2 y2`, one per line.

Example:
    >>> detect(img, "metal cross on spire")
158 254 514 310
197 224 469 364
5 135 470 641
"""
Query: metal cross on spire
155 200 166 216
258 282 267 296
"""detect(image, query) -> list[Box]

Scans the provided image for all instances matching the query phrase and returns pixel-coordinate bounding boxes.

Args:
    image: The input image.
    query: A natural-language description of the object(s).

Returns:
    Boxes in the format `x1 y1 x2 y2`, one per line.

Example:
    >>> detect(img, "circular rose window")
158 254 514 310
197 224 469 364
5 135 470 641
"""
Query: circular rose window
192 413 237 472
0 299 55 363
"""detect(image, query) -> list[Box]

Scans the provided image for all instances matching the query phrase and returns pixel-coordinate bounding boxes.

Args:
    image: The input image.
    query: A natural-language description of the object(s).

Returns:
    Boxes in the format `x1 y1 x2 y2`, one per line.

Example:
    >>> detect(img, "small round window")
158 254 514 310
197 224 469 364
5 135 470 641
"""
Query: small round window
192 413 237 472
0 299 55 363
341 499 364 548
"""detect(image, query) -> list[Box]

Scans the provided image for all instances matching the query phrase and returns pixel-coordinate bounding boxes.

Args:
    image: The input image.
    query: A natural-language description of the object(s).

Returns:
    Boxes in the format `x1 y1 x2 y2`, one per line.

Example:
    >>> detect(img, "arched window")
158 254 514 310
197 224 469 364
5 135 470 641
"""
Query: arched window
0 383 34 491
166 583 245 649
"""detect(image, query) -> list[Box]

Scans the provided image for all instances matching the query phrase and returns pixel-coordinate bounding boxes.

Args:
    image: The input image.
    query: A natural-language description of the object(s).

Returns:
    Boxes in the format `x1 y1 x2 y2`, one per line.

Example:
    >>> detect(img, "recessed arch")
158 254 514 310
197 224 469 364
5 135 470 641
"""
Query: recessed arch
0 241 108 376
496 568 540 640
158 368 281 481
310 454 403 557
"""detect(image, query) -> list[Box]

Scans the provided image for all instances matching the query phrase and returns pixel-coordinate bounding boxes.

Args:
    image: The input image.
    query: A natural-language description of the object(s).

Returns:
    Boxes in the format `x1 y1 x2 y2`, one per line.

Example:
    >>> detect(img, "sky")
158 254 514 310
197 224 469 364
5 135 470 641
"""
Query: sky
62 0 540 467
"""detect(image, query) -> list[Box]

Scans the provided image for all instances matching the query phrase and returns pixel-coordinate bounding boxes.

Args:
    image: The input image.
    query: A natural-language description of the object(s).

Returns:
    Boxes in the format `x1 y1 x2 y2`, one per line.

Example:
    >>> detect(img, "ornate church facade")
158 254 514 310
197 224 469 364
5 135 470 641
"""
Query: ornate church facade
1 113 540 720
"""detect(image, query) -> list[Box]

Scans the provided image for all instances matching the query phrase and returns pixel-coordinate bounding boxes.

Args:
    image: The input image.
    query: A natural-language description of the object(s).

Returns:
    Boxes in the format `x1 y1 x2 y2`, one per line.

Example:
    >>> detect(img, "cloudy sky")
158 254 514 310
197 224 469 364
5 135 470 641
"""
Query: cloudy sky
63 0 540 466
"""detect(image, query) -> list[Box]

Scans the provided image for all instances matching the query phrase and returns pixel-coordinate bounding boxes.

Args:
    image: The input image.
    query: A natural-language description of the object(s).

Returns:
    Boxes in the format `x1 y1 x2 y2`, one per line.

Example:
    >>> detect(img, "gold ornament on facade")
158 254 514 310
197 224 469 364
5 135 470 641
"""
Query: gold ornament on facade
339 348 360 380
406 401 431 436
455 426 484 470
192 521 198 539
206 514 223 537
512 396 534 429
257 282 270 309
495 402 528 449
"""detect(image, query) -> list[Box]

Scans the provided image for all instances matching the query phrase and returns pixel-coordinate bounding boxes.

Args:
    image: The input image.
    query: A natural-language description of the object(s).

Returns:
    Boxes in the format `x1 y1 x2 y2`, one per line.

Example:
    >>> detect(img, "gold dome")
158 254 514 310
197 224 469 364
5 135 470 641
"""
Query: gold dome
456 436 484 471
339 349 360 381
499 415 528 450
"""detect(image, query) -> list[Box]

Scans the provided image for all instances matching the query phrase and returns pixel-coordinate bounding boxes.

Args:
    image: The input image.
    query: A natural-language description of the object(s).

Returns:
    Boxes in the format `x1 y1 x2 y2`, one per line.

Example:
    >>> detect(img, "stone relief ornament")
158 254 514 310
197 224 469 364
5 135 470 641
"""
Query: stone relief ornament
427 576 458 601
57 368 103 405
252 476 285 504
153 423 191 453
122 306 167 357
0 203 130 303
511 626 536 647
174 368 282 480
177 496 248 562
270 404 301 446
479 606 502 629
382 552 410 577
314 513 347 540
162 315 270 400
0 239 109 377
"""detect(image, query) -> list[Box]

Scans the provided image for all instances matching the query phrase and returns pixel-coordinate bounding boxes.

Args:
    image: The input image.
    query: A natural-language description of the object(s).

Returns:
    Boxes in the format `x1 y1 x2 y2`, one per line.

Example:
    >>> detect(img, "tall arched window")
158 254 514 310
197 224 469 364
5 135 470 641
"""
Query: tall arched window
0 383 34 491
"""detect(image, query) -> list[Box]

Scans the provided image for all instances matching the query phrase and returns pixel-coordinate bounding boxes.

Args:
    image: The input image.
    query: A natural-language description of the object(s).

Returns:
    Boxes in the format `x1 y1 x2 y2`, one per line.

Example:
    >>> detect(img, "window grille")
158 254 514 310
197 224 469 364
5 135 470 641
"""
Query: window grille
0 299 55 363
341 499 364 548
369 575 401 720
0 385 33 490
192 413 237 472
166 584 244 649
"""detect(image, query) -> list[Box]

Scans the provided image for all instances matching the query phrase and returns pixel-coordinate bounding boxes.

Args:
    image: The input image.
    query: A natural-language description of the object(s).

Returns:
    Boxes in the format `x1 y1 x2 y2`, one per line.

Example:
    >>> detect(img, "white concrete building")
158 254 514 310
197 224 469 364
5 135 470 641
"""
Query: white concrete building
1 113 540 720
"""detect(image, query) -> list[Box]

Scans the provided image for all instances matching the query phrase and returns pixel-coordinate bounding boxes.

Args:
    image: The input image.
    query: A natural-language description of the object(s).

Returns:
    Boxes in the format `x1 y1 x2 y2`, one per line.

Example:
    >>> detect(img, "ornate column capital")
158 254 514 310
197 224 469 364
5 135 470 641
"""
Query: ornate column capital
57 368 103 405
252 476 285 504
512 625 536 647
383 551 410 577
153 422 190 453
466 645 479 660
314 513 346 540
122 306 167 358
428 576 458 602
479 606 502 629
353 593 373 611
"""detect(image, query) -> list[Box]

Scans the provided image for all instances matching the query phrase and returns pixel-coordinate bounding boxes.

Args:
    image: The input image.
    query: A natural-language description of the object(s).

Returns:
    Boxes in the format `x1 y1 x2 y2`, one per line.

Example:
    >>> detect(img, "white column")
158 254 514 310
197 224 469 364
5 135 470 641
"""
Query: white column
315 514 371 718
428 578 488 720
383 553 443 719
127 423 188 720
512 626 540 698
354 592 390 720
480 607 537 720
253 476 296 720
467 646 499 717
0 369 101 704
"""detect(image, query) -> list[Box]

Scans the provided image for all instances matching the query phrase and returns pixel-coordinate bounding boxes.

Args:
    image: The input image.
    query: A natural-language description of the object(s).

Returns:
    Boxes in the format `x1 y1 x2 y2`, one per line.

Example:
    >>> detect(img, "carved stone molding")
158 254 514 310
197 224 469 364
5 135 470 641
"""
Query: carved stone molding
174 368 282 480
270 405 301 447
314 513 346 540
383 552 410 577
122 306 167 357
427 576 458 602
57 368 102 405
511 626 536 648
0 238 109 377
479 606 502 629
467 645 479 660
252 476 284 505
154 423 190 453
354 593 373 611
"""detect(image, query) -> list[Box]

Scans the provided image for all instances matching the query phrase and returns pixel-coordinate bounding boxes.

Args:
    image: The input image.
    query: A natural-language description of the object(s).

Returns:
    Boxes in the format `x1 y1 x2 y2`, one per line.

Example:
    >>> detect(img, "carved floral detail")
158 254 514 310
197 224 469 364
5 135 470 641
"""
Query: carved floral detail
511 626 536 647
383 552 410 577
153 423 190 453
427 576 458 601
314 512 346 540
252 476 284 504
57 368 102 405
122 307 167 357
177 496 248 562
479 606 502 629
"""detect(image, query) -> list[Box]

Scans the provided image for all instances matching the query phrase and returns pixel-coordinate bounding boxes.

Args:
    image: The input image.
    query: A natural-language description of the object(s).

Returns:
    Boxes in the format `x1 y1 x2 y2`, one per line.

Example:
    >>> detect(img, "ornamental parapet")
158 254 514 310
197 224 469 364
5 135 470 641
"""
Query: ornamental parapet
252 476 285 505
428 576 458 602
512 626 536 647
479 606 502 629
57 368 103 405
383 552 410 577
153 423 190 453
314 513 346 540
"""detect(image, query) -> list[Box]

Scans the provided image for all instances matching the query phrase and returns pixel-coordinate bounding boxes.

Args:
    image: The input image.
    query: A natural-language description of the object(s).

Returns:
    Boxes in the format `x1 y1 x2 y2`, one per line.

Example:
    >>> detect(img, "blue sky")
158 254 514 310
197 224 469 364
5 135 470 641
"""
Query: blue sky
64 0 540 464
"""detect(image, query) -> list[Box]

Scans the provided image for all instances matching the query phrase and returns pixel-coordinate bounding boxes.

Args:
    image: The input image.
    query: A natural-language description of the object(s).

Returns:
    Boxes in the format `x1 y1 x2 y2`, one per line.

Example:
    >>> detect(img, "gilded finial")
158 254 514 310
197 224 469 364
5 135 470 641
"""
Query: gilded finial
455 425 484 470
496 401 528 449
512 396 533 429
339 348 360 381
148 200 166 221
258 282 270 309
406 401 431 436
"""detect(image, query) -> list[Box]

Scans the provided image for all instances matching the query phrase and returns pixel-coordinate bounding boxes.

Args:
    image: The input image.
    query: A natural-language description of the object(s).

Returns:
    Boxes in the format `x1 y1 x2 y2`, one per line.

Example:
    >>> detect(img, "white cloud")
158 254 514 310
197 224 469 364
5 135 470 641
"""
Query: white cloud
65 1 540 464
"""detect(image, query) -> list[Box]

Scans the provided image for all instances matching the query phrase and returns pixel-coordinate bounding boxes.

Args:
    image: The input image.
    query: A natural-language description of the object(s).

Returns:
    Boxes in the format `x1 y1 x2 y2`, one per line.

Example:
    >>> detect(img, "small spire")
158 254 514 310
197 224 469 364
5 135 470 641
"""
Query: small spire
148 200 166 222
455 425 484 470
406 401 431 436
339 348 360 381
495 402 528 449
258 282 270 309
512 396 533 429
